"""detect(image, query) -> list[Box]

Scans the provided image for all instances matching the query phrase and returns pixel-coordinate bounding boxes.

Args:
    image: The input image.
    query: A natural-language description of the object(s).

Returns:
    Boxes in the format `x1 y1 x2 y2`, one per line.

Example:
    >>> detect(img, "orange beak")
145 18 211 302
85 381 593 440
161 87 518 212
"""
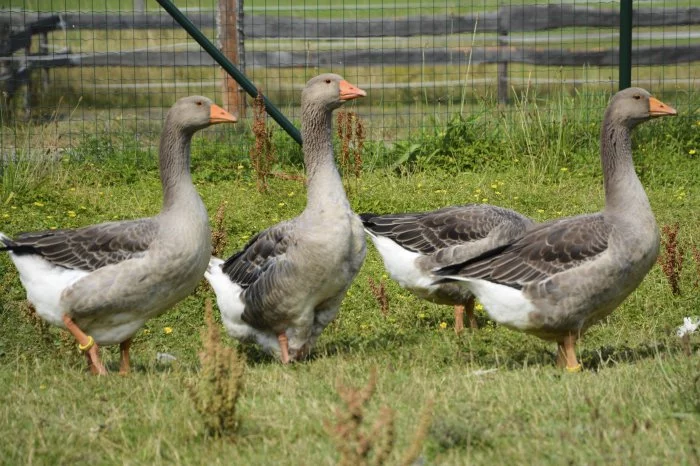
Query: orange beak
339 80 367 101
648 97 677 117
209 104 238 124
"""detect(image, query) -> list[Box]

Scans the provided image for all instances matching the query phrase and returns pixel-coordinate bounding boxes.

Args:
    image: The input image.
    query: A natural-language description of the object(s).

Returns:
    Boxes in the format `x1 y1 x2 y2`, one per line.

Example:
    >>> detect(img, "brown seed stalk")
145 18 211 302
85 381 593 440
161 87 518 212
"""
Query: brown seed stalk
658 223 684 296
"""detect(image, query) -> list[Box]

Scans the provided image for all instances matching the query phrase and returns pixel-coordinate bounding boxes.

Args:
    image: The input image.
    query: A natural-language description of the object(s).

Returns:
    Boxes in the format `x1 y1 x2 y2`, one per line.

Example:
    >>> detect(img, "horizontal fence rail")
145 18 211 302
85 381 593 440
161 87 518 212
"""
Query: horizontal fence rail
10 44 700 68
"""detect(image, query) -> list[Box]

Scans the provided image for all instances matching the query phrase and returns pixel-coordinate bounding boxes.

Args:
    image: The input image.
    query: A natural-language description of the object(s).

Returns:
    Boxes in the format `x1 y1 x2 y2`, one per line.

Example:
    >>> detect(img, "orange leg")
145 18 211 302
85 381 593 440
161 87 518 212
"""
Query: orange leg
119 338 132 375
278 333 290 364
454 305 465 334
62 315 107 375
556 333 581 372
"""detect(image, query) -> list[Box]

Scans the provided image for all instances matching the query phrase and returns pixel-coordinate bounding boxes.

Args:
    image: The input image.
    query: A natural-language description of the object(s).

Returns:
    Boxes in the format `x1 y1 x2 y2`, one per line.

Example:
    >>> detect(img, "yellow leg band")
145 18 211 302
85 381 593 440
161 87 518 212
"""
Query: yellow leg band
78 336 95 352
566 364 582 373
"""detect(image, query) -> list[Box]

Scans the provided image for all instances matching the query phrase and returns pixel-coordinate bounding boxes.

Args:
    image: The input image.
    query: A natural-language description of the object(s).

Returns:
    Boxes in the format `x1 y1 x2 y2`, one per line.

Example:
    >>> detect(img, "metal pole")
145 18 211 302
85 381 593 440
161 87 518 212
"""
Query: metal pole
619 0 633 90
155 0 302 146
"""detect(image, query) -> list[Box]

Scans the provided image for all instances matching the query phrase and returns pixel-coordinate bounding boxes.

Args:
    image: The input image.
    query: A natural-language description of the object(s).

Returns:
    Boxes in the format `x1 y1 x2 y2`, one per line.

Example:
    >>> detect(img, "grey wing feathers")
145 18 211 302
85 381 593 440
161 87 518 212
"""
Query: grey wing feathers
361 205 531 255
4 219 157 271
436 214 612 289
221 222 293 289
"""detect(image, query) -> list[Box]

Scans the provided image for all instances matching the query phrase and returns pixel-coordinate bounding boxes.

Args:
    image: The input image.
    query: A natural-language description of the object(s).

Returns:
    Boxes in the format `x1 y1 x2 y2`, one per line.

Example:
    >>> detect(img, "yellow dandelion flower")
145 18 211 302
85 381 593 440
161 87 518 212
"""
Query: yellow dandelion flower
287 191 295 197
689 149 696 155
241 234 250 241
163 327 173 335
278 202 286 207
475 303 484 311
495 191 502 195
67 211 76 217
537 209 545 213
98 192 104 195
69 187 76 192
79 205 87 210
143 329 150 335
475 188 481 194
45 215 53 220
33 201 44 207
513 196 519 200
560 167 569 172
419 313 426 319
381 273 388 280
40 384 46 390
2 213 9 218
237 164 244 170
481 198 488 203
417 183 423 188
490 183 498 189
439 322 447 329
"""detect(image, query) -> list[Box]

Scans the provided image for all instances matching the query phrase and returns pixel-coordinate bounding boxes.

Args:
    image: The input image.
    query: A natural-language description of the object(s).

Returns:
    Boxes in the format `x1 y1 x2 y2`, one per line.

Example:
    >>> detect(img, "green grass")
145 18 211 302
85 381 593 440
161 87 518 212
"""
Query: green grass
1 104 700 464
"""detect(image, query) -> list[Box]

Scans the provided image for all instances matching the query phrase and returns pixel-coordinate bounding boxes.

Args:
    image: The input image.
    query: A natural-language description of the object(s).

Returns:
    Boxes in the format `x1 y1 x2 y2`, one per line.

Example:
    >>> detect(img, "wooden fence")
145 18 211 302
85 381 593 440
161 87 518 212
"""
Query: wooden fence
2 4 700 109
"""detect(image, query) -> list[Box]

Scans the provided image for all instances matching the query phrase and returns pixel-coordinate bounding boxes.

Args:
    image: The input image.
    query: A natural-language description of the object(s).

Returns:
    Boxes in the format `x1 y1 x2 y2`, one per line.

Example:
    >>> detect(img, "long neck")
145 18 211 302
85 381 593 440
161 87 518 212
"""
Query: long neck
301 102 349 212
600 119 650 219
159 124 197 213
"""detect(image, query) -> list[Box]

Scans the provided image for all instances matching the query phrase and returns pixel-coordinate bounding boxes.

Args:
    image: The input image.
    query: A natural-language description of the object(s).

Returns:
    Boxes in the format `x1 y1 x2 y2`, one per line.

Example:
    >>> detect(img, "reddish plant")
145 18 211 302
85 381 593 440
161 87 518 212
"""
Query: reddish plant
658 223 684 296
250 91 276 192
336 111 366 194
368 277 389 316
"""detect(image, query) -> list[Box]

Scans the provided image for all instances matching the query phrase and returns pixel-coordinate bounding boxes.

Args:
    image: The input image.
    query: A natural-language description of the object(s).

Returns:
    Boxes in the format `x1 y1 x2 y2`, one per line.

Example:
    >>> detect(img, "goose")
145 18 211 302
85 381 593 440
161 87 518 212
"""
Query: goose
0 96 237 375
433 88 676 371
360 206 534 332
205 73 367 363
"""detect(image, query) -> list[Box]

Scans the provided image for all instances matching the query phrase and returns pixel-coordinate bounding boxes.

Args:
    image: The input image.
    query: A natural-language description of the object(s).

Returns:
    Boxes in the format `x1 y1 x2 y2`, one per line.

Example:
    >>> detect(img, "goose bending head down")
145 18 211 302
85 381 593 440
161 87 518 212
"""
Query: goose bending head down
0 96 237 375
360 206 534 333
205 73 367 364
434 88 676 371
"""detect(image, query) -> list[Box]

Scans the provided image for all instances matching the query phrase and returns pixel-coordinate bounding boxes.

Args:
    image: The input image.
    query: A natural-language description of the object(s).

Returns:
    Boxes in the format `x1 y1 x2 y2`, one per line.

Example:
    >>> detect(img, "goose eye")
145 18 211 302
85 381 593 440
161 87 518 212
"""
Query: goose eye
325 79 331 84
633 95 641 100
196 101 203 106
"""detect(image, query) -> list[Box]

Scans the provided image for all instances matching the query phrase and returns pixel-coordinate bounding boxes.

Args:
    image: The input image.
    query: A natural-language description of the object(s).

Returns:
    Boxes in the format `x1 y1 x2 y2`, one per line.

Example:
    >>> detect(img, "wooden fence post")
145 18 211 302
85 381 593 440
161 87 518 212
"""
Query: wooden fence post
619 0 633 90
218 0 245 118
497 8 509 105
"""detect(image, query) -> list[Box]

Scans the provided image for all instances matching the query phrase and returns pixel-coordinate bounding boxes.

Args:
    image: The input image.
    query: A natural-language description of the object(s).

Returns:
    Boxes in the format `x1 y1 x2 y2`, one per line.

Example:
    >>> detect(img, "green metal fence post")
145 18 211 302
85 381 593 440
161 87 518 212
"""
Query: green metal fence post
155 0 303 146
619 0 633 90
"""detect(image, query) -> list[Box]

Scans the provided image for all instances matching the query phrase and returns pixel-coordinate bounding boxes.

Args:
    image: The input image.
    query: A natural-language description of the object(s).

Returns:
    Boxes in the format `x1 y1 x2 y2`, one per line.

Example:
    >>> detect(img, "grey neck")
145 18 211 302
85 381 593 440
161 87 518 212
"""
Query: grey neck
600 119 650 219
301 102 349 212
159 125 197 213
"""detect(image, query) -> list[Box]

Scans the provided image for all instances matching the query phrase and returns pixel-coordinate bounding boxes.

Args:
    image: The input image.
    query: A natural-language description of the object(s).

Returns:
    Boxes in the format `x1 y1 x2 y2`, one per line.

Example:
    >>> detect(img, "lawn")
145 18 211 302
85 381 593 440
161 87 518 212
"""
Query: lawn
0 97 699 464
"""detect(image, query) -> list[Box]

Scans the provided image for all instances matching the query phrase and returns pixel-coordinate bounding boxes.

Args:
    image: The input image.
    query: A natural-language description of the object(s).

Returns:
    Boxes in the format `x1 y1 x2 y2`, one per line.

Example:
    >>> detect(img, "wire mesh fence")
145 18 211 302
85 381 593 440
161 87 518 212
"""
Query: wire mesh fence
1 0 699 156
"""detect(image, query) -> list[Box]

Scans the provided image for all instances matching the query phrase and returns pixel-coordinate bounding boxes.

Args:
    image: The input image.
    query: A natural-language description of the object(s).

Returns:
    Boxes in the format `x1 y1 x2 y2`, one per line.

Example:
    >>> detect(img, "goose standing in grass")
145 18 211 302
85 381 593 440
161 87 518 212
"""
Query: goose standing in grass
0 96 237 375
434 88 676 370
205 74 367 363
361 206 534 332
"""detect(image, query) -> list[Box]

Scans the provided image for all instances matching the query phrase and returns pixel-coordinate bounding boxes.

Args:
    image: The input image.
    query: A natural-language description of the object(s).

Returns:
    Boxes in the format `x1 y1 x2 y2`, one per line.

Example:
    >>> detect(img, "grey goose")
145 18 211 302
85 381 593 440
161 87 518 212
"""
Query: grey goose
206 74 367 363
434 88 677 371
361 205 534 332
1 96 237 374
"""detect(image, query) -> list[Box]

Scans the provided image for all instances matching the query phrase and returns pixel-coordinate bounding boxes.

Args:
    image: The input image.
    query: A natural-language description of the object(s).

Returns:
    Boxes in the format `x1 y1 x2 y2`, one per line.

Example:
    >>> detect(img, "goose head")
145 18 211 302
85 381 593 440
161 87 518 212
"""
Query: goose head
166 96 237 134
301 73 367 111
606 87 677 129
